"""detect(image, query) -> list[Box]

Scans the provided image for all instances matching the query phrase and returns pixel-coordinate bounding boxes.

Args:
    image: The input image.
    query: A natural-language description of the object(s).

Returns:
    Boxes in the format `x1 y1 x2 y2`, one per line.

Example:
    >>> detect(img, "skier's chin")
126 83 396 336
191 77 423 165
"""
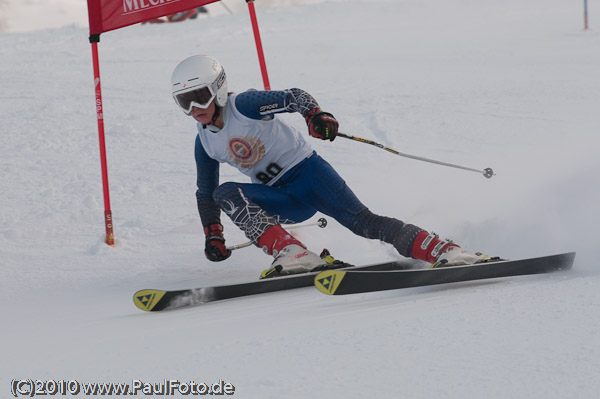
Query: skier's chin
193 114 211 124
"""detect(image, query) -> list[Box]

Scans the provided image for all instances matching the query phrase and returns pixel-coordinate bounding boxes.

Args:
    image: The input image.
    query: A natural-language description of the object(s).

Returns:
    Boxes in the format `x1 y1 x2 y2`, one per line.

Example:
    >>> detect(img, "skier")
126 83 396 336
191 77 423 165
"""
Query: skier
171 55 489 278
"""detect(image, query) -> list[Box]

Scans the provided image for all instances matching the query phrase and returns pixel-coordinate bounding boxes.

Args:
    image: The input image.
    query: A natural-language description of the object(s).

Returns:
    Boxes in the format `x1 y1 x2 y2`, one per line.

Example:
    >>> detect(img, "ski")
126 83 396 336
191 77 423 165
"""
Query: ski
134 260 415 311
314 252 576 296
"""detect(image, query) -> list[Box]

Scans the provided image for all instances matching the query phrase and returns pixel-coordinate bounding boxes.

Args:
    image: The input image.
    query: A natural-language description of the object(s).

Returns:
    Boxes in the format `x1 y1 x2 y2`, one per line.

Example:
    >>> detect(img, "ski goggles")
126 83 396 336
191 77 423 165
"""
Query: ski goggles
173 85 216 115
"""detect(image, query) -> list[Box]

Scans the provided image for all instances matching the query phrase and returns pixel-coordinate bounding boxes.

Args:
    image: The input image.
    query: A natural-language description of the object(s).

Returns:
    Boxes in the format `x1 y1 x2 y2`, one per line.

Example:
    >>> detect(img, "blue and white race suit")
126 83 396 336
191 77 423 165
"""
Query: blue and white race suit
194 88 421 256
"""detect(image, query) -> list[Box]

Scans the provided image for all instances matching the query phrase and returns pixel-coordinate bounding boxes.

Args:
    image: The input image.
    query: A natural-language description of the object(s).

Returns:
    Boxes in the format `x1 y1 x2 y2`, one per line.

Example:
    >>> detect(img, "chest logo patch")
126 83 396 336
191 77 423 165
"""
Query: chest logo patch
228 137 265 169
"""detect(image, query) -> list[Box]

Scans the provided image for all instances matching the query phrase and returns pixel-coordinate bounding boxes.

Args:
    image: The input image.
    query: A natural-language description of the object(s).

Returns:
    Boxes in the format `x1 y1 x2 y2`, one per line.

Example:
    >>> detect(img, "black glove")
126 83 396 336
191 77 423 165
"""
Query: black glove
305 108 338 141
204 223 231 262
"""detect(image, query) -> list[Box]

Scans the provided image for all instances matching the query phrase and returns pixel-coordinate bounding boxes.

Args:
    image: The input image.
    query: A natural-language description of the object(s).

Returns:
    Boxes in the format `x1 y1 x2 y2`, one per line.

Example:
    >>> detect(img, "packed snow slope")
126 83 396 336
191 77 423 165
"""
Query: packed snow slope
2 0 600 397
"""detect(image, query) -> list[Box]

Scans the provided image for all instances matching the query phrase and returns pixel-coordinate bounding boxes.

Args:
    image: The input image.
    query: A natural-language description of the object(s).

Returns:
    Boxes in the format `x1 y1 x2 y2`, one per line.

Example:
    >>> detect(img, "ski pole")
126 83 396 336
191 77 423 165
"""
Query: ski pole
337 132 494 179
227 217 328 251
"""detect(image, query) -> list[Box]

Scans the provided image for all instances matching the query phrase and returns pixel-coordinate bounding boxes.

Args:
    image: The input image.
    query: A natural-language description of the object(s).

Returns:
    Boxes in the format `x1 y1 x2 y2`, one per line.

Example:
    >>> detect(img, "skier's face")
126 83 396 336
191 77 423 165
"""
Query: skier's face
190 100 216 124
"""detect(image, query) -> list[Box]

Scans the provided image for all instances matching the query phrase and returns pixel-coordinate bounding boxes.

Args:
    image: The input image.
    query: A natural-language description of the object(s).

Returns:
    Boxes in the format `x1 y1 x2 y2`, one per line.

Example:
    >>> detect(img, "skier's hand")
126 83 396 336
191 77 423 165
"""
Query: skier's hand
204 223 231 262
305 108 338 141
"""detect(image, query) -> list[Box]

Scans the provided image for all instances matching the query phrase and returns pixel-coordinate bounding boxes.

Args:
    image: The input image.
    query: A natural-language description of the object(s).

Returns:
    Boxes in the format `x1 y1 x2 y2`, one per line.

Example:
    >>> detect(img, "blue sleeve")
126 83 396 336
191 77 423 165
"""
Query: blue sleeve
195 135 221 226
234 88 320 120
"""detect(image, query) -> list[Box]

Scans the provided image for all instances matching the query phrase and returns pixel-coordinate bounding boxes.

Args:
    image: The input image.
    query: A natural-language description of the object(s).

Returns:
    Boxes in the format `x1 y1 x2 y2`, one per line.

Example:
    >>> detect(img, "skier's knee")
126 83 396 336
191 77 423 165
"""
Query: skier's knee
212 182 242 206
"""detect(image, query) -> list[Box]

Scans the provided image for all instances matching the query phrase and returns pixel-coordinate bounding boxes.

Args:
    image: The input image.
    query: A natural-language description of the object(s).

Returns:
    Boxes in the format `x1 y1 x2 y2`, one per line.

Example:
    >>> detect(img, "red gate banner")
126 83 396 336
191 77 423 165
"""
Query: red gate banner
87 0 219 35
86 0 271 246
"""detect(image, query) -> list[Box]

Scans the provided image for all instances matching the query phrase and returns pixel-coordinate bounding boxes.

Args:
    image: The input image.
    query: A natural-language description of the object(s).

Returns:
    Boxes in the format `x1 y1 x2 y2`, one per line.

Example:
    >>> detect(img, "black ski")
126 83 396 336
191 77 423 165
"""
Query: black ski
314 252 576 296
134 260 415 311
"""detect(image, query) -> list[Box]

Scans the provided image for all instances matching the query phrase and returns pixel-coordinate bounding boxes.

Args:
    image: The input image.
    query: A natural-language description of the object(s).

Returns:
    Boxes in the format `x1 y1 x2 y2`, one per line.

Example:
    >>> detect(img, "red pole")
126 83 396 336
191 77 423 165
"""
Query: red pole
246 0 271 90
90 37 115 246
584 0 589 31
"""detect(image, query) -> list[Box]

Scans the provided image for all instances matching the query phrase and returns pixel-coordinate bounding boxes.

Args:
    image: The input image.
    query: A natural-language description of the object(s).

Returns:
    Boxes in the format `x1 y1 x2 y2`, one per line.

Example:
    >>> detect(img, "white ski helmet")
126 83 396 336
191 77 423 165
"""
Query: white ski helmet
171 55 228 114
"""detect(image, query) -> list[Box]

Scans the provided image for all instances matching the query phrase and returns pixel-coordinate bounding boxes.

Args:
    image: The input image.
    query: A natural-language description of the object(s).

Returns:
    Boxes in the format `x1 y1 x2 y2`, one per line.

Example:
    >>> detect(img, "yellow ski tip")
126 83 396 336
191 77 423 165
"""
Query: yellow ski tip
133 289 167 311
314 270 346 295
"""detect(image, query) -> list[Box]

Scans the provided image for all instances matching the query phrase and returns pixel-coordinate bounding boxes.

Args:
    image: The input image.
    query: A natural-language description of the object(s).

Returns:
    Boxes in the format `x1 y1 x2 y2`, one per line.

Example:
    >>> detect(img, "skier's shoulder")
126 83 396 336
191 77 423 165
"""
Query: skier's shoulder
194 131 208 157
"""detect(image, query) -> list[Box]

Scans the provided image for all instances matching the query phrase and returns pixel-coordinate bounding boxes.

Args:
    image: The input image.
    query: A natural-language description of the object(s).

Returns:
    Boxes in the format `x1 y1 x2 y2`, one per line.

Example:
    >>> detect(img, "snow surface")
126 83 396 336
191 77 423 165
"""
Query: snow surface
2 0 600 397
